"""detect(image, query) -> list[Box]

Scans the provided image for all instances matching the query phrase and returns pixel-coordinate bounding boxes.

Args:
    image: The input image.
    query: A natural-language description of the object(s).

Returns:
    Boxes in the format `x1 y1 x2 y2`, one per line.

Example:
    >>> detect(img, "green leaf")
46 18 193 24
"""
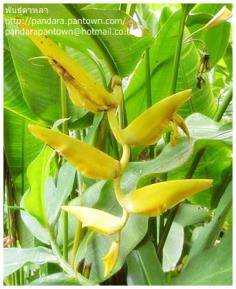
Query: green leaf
132 238 165 285
127 251 146 285
4 110 43 194
46 162 76 225
5 25 61 123
188 4 231 67
4 247 57 277
20 208 50 245
76 7 154 76
4 49 41 122
157 221 184 272
173 228 232 285
125 10 217 123
30 273 79 285
68 112 94 130
188 182 232 259
174 203 210 227
23 146 55 226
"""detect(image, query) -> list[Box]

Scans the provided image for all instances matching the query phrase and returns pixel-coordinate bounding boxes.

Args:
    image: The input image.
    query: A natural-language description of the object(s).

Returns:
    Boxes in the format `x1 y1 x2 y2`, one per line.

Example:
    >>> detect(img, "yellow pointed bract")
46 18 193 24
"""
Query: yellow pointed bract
28 125 121 180
19 21 120 112
108 89 191 146
123 89 191 145
121 179 213 217
102 240 119 277
61 206 124 236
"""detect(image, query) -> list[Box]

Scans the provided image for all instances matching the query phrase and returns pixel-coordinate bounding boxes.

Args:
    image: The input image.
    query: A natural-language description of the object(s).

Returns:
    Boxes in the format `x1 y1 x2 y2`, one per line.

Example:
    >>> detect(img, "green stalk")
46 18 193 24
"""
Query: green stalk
145 48 154 159
71 221 83 269
145 47 157 244
129 3 137 17
60 74 69 135
157 147 206 262
48 229 93 285
157 5 189 263
145 48 152 108
60 68 69 261
118 85 128 129
170 6 188 94
120 3 127 12
214 85 232 122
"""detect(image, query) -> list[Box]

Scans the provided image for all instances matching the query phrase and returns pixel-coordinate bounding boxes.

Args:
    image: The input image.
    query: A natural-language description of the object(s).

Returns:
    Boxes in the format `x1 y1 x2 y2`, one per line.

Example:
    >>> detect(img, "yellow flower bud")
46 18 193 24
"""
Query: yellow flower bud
108 89 191 146
28 124 121 180
121 179 213 216
61 206 128 236
18 21 120 112
102 240 119 277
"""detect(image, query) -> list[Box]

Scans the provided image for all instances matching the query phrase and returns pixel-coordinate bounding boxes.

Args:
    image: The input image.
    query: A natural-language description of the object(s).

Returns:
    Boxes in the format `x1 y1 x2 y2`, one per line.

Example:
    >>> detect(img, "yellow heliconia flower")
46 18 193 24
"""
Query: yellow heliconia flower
61 206 128 236
121 179 213 217
28 124 121 180
108 89 191 146
18 21 120 112
102 240 119 277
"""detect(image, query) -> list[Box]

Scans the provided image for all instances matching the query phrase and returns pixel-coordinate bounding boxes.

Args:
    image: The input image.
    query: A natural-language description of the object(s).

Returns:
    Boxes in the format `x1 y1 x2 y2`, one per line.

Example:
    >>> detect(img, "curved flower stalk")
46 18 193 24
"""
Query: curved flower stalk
107 89 192 146
102 240 119 277
19 21 120 112
119 179 213 216
29 124 121 180
61 206 128 236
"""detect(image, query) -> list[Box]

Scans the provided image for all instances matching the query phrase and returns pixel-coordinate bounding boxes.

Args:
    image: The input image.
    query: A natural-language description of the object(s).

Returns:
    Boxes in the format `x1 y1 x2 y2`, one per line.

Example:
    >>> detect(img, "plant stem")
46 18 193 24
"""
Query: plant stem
157 206 179 263
71 221 83 269
214 85 232 122
49 229 93 285
120 3 127 12
129 3 137 17
60 78 69 135
157 5 189 263
157 147 206 262
145 47 157 244
170 6 188 94
145 48 155 159
60 67 69 261
145 48 152 108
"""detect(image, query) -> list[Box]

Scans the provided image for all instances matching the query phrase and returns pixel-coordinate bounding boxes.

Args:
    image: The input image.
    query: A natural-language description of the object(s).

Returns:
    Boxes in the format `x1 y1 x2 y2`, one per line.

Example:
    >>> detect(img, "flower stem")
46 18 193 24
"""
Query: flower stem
157 147 206 263
114 177 125 205
107 108 125 145
170 6 188 94
48 228 93 285
71 221 83 269
214 84 232 122
60 63 69 261
157 5 189 263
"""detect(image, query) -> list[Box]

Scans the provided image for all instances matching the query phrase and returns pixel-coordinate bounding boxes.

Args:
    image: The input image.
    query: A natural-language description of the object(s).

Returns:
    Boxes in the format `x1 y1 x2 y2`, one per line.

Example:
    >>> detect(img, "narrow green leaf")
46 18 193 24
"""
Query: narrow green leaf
46 162 76 225
23 146 55 226
136 239 165 285
30 273 79 285
126 251 147 285
4 247 57 277
188 182 232 259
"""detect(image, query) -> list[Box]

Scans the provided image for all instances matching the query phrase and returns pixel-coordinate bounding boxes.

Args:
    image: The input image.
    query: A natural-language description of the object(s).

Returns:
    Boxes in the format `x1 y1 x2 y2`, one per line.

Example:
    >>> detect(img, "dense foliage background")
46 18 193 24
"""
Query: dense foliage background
4 3 232 285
